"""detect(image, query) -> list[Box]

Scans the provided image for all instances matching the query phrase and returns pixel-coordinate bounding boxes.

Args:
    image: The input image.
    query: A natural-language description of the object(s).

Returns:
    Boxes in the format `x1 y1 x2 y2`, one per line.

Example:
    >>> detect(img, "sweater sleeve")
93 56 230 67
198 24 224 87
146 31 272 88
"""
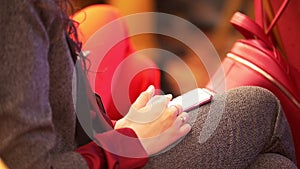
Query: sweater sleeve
0 1 85 169
0 1 148 169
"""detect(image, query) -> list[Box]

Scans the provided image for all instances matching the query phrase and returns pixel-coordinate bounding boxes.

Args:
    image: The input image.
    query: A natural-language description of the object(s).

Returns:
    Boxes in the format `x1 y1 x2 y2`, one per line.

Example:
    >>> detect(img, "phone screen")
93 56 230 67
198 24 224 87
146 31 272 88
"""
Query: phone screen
168 88 213 111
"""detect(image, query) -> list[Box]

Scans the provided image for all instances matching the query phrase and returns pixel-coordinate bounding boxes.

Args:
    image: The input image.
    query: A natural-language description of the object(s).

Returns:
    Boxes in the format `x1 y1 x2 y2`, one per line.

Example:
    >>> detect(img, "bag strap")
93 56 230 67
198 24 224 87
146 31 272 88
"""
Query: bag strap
230 12 271 45
254 0 264 28
254 0 290 35
230 12 272 46
230 0 290 46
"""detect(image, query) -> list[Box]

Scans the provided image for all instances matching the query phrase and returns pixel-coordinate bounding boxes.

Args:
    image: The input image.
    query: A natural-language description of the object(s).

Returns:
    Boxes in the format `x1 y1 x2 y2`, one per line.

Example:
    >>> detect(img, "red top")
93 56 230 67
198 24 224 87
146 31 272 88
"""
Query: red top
76 128 148 169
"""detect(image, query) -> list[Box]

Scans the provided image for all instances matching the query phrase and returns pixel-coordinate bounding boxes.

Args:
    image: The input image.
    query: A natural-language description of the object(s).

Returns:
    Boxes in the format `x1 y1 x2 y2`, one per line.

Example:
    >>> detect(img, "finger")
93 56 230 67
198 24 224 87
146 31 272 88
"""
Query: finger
165 94 173 102
175 112 190 127
168 104 183 118
132 85 155 109
179 123 192 136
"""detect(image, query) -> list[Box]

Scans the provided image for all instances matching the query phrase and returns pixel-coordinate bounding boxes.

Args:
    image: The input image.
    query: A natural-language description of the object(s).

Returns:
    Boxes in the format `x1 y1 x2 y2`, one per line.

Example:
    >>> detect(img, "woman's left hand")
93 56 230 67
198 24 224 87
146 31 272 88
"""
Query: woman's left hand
115 85 191 155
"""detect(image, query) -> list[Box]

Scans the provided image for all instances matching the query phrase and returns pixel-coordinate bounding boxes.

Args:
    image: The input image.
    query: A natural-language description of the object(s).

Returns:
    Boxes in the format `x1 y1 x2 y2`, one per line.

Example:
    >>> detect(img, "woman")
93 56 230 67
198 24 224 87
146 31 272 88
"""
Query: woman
0 0 297 168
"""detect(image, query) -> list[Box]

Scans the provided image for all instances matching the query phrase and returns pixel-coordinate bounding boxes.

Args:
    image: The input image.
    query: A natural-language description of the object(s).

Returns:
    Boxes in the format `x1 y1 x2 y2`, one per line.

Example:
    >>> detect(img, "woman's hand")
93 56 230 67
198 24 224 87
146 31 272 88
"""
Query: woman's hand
115 85 191 155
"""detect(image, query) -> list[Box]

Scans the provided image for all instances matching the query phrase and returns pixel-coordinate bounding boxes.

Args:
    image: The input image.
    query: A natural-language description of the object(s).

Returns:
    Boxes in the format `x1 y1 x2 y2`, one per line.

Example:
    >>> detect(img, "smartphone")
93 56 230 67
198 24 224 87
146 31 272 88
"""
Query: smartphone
168 88 213 111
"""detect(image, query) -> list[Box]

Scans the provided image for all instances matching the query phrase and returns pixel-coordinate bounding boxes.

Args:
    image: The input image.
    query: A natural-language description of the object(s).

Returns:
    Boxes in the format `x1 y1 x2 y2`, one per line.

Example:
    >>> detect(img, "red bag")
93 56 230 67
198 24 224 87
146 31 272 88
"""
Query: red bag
267 0 300 76
206 0 300 165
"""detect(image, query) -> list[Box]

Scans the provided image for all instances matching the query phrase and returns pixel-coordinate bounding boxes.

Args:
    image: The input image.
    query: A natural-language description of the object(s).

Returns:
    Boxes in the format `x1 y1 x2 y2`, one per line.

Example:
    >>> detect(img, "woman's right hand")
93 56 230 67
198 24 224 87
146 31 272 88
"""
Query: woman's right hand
115 85 191 155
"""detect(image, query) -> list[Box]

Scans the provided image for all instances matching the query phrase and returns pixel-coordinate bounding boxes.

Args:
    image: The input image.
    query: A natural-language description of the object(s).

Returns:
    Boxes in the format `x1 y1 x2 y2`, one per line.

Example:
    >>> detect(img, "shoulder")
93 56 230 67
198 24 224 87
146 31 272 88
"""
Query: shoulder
1 0 62 32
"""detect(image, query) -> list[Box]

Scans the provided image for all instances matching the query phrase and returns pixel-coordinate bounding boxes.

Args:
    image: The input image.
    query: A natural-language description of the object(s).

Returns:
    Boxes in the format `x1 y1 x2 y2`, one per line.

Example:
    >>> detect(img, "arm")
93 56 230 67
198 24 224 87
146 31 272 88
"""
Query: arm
0 1 89 168
0 1 149 169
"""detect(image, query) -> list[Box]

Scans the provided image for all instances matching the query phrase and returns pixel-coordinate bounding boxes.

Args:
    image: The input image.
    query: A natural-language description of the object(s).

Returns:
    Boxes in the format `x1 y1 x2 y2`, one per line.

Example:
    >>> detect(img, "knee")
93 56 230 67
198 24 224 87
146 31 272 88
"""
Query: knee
224 86 282 130
226 86 281 114
228 86 279 103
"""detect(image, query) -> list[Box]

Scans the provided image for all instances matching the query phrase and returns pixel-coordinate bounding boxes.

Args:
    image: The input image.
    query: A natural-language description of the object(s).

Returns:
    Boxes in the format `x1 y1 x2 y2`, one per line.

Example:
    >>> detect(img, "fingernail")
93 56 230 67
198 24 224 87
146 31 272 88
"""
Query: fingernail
165 94 173 100
146 85 155 96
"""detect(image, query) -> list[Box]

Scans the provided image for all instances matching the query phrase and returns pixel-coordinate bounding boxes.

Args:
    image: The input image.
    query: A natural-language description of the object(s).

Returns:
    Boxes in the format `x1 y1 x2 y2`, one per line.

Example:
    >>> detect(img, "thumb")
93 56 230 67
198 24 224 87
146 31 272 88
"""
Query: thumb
132 85 155 109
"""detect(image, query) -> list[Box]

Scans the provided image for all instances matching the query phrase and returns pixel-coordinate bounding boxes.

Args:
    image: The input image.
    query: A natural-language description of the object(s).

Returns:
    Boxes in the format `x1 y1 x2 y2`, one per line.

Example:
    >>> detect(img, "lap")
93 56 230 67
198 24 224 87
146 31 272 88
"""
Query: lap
144 86 296 169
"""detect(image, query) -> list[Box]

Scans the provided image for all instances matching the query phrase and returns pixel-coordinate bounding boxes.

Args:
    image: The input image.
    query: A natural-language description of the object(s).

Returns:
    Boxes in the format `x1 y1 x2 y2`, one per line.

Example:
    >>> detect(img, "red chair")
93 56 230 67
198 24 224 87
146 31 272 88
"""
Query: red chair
72 4 160 120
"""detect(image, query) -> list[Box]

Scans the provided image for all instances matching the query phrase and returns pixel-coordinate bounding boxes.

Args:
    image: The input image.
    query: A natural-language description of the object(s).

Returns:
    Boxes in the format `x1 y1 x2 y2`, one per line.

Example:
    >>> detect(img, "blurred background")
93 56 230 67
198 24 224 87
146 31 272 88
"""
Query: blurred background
71 0 254 96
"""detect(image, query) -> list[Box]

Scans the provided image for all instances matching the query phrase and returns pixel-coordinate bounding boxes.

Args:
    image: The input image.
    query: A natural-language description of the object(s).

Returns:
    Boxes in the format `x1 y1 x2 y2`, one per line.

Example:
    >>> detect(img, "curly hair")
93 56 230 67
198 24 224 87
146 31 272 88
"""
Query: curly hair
62 0 83 63
49 0 82 63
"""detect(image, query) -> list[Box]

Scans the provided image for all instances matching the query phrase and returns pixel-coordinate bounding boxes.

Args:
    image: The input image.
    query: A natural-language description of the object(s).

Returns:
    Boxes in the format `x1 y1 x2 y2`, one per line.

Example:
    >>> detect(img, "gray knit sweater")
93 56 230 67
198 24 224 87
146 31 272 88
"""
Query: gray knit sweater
0 0 88 168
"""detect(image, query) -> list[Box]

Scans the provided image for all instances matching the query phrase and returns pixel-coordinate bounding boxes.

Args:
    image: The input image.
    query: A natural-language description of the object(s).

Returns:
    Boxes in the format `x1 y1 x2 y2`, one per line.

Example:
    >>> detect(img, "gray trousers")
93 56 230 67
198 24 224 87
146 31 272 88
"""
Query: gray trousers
144 87 297 169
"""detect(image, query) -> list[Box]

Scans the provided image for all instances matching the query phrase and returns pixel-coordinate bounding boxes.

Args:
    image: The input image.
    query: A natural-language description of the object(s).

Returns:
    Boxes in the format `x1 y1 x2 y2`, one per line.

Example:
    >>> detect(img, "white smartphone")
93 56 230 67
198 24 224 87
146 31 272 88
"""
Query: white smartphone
168 88 213 111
